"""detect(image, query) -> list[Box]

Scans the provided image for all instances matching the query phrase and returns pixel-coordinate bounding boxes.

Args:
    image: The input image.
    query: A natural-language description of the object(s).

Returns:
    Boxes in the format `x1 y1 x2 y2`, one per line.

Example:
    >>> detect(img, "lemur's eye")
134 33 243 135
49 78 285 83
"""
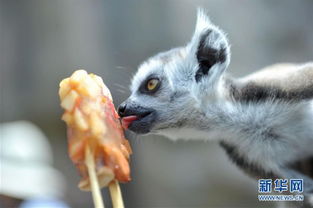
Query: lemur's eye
146 78 160 92
139 76 161 94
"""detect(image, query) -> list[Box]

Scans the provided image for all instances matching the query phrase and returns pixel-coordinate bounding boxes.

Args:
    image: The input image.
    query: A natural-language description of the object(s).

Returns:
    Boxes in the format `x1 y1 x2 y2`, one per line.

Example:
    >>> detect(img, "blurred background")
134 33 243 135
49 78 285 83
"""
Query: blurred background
1 0 313 207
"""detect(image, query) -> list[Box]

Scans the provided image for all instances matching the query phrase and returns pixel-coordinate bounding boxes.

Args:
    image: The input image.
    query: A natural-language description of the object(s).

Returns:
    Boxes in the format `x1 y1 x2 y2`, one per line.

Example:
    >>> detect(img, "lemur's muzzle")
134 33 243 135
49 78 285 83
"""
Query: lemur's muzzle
118 101 156 133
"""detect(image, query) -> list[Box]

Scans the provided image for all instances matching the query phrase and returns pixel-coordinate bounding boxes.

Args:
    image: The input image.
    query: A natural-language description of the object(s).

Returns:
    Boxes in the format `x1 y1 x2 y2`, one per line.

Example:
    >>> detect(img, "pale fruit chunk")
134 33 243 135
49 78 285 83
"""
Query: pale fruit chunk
90 74 104 88
61 90 79 111
74 109 88 131
61 112 73 124
90 112 107 136
70 70 88 85
77 74 100 97
59 78 70 100
90 74 113 100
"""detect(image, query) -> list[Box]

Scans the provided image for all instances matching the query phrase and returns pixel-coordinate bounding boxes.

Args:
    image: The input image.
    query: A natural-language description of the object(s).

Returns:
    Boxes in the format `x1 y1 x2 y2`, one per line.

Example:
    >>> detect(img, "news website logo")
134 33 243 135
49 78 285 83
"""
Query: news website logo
258 179 304 201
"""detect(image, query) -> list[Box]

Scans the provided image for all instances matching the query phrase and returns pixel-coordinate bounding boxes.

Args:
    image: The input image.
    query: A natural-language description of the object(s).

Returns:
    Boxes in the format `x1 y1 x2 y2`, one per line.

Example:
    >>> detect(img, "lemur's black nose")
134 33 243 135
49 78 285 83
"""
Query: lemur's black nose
118 102 127 117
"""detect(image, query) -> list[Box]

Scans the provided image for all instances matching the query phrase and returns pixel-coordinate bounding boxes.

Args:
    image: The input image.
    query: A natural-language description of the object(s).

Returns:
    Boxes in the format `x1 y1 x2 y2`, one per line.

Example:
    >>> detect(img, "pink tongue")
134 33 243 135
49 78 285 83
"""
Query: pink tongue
121 116 138 129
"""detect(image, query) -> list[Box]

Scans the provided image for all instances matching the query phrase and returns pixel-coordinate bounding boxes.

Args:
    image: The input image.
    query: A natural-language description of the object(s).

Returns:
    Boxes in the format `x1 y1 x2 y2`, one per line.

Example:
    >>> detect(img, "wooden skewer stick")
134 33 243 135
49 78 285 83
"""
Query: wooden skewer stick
109 180 125 208
85 146 105 208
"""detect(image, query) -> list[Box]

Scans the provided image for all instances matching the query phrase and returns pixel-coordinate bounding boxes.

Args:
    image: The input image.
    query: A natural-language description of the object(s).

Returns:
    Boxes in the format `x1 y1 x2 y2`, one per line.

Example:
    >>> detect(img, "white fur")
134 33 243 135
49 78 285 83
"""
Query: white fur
157 127 226 142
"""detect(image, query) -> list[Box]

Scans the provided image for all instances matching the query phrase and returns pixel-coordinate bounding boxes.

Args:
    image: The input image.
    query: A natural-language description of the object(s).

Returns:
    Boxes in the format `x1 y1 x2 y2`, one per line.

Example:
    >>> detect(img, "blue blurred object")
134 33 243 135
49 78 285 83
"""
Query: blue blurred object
19 199 70 208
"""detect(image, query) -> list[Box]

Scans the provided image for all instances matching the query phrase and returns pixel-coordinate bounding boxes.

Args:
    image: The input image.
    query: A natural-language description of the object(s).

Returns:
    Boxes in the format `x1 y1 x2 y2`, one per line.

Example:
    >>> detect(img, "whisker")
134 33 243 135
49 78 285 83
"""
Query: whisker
113 83 128 90
114 66 134 77
116 89 126 94
115 66 128 70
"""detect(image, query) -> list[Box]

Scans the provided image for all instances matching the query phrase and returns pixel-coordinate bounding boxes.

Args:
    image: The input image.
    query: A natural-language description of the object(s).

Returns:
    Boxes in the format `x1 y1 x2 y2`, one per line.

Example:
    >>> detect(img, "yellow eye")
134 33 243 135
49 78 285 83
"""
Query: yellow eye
146 78 159 91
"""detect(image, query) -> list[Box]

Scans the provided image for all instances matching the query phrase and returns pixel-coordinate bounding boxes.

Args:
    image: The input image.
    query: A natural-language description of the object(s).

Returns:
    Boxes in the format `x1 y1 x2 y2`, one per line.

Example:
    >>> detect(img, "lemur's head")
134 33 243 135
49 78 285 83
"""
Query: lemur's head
118 9 230 136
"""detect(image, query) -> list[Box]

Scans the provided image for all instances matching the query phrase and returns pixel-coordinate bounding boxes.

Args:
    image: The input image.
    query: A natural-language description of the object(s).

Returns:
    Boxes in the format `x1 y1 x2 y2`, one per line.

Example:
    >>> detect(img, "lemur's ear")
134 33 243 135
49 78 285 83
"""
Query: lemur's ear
187 9 230 82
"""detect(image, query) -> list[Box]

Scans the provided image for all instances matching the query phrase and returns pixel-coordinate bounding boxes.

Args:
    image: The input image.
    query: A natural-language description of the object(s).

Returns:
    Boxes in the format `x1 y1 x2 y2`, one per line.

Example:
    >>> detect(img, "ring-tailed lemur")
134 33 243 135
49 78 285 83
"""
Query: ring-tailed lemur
118 9 313 206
